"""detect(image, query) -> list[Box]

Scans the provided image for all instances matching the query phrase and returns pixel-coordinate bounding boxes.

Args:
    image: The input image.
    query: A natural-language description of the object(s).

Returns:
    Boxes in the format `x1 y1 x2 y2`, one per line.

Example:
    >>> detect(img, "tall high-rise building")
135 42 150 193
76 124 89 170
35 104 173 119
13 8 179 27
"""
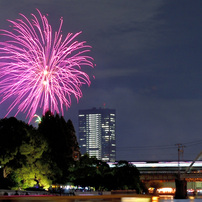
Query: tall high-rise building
78 107 116 162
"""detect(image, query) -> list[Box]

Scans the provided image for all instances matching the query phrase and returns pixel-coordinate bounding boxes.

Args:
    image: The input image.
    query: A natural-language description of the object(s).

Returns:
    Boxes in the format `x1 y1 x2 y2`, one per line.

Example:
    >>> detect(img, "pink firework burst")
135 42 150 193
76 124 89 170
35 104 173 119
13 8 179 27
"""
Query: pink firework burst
0 9 94 123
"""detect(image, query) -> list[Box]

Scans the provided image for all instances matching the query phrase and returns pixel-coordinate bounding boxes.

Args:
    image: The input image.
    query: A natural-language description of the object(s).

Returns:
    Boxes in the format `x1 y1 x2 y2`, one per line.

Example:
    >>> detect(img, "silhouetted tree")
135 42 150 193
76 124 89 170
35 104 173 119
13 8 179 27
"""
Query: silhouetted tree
0 117 26 175
38 111 80 184
0 117 48 189
0 115 143 192
112 160 141 192
71 154 102 189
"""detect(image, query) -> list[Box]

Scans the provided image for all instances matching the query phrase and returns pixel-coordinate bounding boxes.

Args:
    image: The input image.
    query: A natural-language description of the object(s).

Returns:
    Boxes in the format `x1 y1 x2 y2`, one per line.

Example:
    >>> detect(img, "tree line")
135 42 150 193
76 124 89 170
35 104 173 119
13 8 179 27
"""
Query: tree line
0 111 145 193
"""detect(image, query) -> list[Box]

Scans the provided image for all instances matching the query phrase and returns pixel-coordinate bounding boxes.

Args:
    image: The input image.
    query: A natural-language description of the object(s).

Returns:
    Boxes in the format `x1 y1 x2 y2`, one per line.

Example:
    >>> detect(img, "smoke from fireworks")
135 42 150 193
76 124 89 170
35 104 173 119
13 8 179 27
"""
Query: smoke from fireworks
0 9 94 123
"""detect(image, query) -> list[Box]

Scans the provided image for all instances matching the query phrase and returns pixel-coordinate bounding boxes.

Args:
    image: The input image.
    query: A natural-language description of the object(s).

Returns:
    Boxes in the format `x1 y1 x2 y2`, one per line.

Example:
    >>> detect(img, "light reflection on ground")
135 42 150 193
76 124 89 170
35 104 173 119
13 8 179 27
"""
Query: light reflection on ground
152 194 202 202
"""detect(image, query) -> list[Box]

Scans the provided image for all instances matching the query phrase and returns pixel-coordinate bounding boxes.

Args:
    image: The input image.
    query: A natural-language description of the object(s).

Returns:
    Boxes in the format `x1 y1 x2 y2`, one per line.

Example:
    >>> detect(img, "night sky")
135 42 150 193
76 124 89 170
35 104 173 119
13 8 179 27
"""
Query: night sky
0 0 202 162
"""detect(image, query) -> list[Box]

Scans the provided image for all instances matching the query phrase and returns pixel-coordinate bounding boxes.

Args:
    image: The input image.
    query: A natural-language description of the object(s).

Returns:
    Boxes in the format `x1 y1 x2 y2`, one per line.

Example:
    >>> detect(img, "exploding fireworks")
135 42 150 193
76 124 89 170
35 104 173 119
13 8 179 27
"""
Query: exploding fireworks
0 9 94 123
33 114 42 124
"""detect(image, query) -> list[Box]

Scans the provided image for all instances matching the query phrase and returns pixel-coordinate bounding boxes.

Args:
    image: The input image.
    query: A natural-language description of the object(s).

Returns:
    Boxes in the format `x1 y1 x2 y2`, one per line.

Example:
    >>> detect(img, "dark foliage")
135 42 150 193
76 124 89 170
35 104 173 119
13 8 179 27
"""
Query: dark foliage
38 111 80 184
0 114 142 192
0 117 48 188
70 155 142 192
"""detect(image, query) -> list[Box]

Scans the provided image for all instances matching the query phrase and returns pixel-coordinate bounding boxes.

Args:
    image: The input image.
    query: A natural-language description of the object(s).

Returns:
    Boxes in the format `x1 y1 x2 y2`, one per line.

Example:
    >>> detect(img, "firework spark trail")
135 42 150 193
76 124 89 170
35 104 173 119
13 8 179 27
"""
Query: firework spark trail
0 9 94 123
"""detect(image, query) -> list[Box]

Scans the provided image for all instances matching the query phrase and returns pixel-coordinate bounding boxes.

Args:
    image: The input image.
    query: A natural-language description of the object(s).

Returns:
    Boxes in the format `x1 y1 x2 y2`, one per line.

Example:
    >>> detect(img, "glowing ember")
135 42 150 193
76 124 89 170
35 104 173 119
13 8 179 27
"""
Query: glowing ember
0 9 94 123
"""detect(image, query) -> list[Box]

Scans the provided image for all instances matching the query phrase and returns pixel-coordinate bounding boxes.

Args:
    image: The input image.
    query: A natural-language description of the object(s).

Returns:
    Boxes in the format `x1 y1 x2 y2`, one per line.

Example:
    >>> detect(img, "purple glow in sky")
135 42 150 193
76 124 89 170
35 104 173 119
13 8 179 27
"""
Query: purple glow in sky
0 9 94 123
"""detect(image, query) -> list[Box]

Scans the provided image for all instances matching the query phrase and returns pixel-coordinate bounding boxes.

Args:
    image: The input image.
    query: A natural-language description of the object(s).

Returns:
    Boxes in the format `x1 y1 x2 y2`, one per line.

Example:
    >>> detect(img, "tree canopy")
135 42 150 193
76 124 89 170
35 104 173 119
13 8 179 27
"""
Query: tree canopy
0 112 80 189
0 113 143 193
0 117 48 189
70 155 142 192
38 111 80 184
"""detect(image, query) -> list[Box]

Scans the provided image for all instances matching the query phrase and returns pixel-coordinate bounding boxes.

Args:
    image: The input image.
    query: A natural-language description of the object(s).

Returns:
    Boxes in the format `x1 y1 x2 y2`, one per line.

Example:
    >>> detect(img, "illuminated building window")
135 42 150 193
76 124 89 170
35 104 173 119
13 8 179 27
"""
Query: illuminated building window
78 107 116 162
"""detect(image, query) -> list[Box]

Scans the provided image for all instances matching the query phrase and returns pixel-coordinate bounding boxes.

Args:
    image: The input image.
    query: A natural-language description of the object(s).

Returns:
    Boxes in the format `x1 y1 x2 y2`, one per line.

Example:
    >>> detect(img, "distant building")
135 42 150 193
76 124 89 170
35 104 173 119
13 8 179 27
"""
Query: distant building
78 107 116 162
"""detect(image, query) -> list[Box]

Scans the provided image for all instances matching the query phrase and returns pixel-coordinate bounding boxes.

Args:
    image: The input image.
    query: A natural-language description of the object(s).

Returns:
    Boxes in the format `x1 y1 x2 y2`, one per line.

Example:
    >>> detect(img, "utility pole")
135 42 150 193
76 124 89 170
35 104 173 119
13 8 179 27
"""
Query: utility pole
174 143 187 199
175 143 185 179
